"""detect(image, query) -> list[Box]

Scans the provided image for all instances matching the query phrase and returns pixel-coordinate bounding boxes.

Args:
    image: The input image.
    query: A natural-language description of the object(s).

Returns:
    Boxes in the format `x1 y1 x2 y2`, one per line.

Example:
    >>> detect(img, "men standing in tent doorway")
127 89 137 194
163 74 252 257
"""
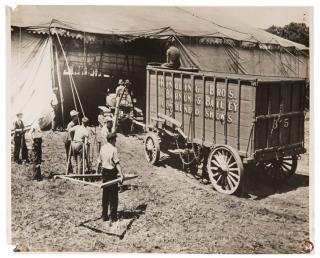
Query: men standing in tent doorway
12 113 29 164
68 117 89 174
162 40 181 69
50 88 59 131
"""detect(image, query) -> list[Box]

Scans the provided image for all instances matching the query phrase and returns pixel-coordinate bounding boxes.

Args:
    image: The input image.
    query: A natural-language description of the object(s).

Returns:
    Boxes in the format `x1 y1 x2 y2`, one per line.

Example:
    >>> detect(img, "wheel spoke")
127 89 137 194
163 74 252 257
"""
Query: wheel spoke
209 166 219 171
211 159 221 168
228 161 237 168
216 175 222 184
226 154 233 165
211 172 220 177
281 163 291 171
226 176 234 189
229 171 240 180
229 167 239 172
214 153 224 166
228 174 238 186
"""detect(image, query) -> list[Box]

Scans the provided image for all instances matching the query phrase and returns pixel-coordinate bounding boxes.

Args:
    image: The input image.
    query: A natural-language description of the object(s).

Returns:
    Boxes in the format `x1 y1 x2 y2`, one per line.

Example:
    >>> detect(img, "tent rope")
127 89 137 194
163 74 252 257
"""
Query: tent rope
55 29 86 118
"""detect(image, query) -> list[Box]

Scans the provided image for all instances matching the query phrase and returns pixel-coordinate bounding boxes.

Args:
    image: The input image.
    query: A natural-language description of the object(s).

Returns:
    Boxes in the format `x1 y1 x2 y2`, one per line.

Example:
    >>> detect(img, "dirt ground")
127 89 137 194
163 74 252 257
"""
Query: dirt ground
10 119 310 253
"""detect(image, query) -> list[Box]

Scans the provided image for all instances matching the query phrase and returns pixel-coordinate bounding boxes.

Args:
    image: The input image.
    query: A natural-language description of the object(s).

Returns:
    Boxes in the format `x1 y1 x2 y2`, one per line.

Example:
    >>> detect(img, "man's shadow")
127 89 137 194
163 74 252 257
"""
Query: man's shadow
79 203 147 239
242 165 309 200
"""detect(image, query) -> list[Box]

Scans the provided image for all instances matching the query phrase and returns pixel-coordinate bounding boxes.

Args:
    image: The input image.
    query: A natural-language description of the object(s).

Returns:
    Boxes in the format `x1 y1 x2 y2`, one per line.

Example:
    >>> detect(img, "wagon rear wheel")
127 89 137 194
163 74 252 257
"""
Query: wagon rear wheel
144 133 160 165
207 145 243 195
262 155 298 183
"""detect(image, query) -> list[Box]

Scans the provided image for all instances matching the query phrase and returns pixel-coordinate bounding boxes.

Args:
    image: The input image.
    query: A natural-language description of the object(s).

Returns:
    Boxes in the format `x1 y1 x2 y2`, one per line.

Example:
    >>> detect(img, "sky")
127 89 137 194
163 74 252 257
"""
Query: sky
185 6 311 29
11 5 311 30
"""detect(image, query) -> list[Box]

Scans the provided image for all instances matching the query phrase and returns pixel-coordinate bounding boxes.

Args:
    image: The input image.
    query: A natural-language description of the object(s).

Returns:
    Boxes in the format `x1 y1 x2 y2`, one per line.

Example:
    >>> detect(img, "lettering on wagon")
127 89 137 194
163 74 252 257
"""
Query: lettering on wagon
156 79 239 123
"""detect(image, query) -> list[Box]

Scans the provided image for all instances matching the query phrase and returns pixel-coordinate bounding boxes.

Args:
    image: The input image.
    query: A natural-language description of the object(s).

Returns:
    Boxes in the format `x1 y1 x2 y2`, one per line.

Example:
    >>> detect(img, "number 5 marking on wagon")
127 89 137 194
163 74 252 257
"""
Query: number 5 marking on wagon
283 118 289 128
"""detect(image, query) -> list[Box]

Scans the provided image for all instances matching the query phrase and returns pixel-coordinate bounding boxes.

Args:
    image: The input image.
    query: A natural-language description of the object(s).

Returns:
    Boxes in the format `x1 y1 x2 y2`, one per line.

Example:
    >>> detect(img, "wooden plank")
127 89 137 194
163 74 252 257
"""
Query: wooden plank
268 83 281 114
56 175 102 187
146 69 150 125
237 80 242 150
202 76 206 142
156 71 159 116
63 174 102 178
172 72 175 118
224 78 229 144
194 77 203 140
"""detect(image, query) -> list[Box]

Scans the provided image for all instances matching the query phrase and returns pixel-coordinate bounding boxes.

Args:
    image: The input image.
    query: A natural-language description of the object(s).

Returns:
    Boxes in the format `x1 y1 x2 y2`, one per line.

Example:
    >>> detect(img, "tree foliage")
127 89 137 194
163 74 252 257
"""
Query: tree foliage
266 22 309 47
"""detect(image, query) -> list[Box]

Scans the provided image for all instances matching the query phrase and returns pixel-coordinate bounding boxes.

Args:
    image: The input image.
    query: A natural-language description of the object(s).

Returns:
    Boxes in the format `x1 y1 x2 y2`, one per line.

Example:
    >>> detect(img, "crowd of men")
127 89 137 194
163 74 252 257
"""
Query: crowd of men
11 78 133 224
12 42 181 224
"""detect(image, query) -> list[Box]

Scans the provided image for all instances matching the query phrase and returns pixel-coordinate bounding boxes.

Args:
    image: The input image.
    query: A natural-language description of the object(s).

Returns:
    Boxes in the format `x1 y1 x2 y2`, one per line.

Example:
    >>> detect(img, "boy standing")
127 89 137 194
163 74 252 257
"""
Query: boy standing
30 118 43 181
97 132 124 223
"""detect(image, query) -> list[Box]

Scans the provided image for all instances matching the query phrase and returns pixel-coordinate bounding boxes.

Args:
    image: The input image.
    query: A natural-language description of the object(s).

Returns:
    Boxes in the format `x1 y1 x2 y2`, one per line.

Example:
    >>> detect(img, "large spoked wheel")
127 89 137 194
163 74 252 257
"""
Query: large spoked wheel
144 133 160 165
207 145 244 195
262 155 298 183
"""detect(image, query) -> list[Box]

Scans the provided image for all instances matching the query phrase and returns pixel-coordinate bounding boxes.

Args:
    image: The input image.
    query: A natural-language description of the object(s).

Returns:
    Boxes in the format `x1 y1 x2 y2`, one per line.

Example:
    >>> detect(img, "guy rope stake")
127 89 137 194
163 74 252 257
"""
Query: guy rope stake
65 145 72 175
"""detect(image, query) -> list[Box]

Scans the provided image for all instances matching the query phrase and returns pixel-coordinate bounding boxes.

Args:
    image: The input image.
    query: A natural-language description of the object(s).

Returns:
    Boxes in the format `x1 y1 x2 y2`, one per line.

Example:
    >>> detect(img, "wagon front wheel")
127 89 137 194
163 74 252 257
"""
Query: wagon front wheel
144 133 160 165
207 145 244 195
262 155 298 183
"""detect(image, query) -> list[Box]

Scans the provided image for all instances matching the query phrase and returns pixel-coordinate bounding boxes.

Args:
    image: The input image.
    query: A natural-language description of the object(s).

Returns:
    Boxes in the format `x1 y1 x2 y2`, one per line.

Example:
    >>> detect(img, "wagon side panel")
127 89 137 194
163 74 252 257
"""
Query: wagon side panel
148 70 158 125
254 80 306 159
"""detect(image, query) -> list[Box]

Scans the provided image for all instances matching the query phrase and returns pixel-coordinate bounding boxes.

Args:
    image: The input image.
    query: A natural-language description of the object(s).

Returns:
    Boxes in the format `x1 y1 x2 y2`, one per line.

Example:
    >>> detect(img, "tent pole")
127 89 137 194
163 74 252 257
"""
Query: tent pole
49 35 56 90
54 43 65 127
18 27 22 67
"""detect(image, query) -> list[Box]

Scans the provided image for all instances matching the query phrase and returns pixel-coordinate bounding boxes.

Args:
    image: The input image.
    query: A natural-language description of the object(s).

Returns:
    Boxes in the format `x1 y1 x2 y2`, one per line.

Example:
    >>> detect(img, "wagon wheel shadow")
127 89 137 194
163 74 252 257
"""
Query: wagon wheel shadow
243 166 309 200
78 203 147 239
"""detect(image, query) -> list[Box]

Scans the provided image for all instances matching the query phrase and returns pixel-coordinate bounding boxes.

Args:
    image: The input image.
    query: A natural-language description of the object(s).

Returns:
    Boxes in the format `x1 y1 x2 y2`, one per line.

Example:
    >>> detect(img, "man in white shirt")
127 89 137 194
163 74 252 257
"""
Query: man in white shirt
69 117 89 174
30 118 43 180
97 132 124 223
50 89 59 131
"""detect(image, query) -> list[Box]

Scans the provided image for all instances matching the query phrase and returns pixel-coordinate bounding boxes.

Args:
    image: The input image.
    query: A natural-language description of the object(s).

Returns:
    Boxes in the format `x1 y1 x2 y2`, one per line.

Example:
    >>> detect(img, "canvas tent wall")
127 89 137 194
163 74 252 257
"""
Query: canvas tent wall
10 28 54 128
10 6 309 127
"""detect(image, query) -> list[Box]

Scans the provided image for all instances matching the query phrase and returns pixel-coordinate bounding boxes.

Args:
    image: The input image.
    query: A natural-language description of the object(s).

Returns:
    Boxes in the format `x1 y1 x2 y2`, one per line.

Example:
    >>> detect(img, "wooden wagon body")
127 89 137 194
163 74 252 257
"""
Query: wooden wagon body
144 65 306 194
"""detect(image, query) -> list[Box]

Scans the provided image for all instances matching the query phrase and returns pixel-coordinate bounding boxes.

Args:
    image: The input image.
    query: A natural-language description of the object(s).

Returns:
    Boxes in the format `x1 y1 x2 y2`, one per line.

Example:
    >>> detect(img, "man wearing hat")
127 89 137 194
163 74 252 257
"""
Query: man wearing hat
12 112 29 164
115 79 125 98
97 132 124 223
64 110 79 167
101 115 113 144
68 117 89 174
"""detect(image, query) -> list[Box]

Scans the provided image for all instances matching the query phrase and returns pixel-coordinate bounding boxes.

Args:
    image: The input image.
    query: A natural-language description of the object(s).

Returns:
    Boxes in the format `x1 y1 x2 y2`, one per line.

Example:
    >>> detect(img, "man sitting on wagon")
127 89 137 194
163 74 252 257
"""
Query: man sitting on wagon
162 40 181 69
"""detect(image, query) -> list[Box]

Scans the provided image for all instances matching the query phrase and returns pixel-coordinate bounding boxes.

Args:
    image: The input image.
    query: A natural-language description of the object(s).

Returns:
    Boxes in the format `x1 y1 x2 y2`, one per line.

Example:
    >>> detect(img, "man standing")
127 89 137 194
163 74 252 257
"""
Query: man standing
50 88 59 131
101 116 113 144
12 113 29 164
30 118 43 181
65 110 79 159
69 117 89 174
97 132 124 223
115 79 125 98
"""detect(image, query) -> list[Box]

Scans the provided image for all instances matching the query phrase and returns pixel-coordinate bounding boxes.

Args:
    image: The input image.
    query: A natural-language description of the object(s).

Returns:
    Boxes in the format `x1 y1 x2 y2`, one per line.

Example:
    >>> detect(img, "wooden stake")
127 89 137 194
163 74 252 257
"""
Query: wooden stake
65 143 72 175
